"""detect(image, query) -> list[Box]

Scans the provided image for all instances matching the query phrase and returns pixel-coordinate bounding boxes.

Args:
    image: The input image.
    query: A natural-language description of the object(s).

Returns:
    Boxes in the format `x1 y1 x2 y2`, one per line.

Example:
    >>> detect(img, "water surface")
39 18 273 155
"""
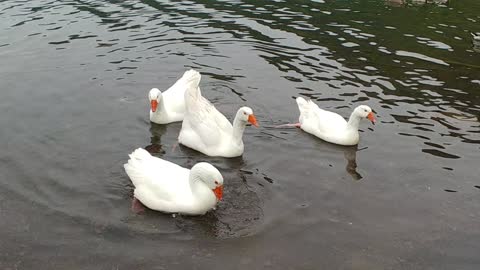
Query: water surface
1 0 480 269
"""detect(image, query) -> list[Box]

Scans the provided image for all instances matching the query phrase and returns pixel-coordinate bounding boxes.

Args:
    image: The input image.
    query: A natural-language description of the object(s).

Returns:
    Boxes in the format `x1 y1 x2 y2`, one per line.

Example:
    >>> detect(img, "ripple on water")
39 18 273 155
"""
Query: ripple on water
395 50 450 66
341 42 359 48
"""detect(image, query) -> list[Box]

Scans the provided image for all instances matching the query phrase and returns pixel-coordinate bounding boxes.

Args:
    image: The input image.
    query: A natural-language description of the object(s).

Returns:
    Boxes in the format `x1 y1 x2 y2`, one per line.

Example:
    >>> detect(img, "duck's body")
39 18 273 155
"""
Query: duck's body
149 69 201 124
178 76 258 158
296 97 375 146
124 148 223 215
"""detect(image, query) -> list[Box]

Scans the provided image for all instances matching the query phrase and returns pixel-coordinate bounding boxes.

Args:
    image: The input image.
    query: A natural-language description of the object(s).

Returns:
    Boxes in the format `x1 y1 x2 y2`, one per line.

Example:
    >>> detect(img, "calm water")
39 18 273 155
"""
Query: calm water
1 0 480 269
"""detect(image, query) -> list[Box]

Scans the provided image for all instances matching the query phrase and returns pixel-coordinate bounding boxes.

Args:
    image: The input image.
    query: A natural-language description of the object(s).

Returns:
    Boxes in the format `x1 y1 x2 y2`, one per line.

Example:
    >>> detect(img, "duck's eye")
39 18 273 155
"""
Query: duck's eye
214 180 218 185
243 112 247 115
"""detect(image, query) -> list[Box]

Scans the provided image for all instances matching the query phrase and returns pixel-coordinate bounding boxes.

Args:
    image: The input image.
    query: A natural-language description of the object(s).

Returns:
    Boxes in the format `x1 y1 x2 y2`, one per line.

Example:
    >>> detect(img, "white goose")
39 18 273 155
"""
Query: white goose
124 148 223 215
178 74 259 158
149 69 201 124
295 97 376 146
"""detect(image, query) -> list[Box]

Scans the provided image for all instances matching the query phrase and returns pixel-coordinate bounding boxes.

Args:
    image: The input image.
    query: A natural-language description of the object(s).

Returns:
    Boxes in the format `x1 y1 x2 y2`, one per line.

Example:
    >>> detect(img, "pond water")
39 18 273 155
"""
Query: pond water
1 0 479 269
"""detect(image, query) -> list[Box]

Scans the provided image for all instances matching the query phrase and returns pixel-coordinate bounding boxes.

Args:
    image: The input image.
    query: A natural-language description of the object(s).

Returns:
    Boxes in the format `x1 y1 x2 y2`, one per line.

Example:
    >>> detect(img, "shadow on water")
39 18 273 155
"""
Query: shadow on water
473 34 480 53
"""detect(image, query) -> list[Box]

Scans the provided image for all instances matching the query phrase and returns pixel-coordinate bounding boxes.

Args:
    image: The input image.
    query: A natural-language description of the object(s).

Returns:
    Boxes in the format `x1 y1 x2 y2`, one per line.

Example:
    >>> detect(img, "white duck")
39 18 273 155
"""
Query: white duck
178 75 259 158
149 69 201 124
295 97 376 146
124 148 223 215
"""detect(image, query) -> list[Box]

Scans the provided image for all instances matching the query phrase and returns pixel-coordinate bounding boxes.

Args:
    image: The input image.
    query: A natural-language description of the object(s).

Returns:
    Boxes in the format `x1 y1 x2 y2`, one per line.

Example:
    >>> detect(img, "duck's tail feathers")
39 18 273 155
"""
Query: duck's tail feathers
182 69 201 89
183 70 202 104
124 148 153 187
296 97 312 114
128 148 152 161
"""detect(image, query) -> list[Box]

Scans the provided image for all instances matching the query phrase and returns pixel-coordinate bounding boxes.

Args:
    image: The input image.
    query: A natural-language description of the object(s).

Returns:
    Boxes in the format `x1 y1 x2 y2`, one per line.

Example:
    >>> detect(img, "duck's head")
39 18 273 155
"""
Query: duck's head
237 106 259 127
148 88 162 112
354 105 376 124
191 162 224 201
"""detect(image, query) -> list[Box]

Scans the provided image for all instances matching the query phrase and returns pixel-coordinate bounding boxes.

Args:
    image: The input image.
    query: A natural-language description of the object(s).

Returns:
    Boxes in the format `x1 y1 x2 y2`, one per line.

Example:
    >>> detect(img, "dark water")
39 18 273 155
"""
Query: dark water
1 0 480 269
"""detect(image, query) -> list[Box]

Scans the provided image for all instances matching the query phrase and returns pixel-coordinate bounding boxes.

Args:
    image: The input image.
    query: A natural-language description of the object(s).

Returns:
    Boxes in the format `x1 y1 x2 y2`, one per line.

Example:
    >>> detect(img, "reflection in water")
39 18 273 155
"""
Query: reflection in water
144 123 167 155
473 33 480 53
344 145 363 180
391 112 476 159
385 0 405 7
321 141 363 181
386 0 448 6
286 128 364 181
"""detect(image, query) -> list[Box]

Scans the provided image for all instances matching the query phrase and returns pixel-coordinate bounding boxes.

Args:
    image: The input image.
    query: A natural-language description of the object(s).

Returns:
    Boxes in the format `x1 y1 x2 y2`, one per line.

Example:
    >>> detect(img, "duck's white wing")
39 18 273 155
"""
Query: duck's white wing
124 148 190 201
184 85 233 148
314 109 348 132
297 97 347 132
297 97 316 124
200 90 233 133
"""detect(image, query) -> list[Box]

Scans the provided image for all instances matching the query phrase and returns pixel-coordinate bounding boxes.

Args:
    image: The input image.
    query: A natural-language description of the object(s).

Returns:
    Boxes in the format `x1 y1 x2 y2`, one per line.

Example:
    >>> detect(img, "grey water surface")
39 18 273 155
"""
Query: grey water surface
1 0 480 269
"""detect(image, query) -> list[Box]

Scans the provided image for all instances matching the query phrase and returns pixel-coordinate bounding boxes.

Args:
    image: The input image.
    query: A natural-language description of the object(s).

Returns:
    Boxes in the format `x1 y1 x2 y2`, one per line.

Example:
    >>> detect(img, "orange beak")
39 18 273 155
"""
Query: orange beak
213 185 223 201
367 112 376 125
248 114 259 127
150 100 158 112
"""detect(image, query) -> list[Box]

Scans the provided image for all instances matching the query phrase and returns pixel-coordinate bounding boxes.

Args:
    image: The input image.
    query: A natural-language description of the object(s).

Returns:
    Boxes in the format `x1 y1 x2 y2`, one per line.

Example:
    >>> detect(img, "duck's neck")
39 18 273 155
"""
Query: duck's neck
189 174 211 201
153 98 167 115
231 116 246 145
347 112 361 130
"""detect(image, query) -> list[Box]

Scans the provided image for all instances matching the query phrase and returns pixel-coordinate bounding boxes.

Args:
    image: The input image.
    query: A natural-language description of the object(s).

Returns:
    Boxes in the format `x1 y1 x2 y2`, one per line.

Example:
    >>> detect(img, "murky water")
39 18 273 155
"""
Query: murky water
1 0 479 269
